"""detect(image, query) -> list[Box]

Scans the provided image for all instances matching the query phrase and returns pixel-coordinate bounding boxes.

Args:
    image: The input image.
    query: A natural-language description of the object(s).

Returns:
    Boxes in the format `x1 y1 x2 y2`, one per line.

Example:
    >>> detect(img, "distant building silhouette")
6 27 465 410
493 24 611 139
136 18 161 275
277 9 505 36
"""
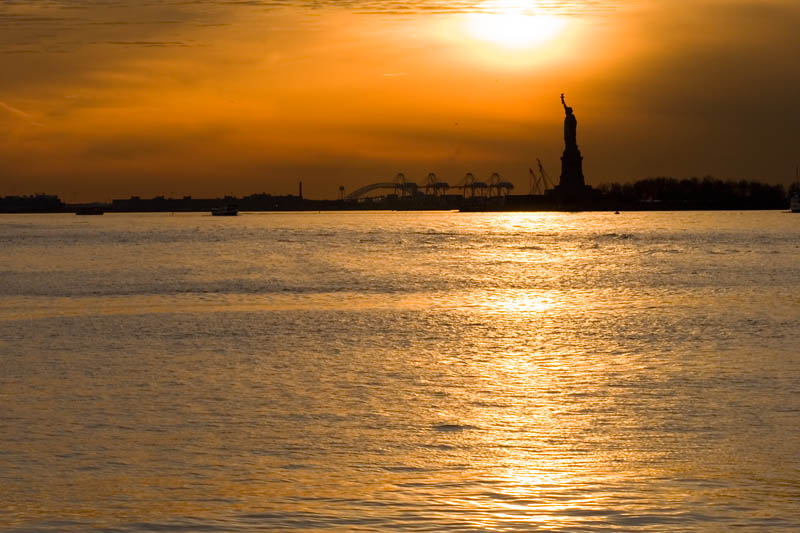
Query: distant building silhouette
0 194 64 213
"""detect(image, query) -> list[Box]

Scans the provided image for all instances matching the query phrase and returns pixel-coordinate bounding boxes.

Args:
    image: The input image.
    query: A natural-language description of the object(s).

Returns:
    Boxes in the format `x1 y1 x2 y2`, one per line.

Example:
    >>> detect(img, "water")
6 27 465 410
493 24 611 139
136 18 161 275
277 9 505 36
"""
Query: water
1 211 799 531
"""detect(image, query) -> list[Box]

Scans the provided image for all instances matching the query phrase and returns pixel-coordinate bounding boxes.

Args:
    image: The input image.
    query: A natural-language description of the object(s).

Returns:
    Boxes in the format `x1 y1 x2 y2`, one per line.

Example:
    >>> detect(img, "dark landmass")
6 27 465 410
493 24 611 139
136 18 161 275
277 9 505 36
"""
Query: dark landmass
597 176 792 211
0 194 65 213
1 176 797 214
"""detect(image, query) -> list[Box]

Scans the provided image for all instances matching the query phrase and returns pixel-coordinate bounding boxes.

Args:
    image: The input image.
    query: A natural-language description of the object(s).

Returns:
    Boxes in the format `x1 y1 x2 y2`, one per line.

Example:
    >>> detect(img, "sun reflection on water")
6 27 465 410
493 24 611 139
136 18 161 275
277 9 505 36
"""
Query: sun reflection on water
3 212 800 529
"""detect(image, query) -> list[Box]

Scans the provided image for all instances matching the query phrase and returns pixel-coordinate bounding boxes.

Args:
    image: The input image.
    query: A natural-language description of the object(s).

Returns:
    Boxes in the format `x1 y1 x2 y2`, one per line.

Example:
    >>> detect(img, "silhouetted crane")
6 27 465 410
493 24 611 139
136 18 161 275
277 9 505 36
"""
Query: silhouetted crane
454 172 488 197
489 172 514 197
529 159 553 194
393 173 417 197
424 173 450 196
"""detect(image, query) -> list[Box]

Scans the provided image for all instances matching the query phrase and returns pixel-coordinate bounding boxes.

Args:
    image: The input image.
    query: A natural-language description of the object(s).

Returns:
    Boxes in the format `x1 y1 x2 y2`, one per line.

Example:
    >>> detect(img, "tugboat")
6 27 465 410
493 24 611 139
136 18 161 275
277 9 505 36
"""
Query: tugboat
211 204 238 216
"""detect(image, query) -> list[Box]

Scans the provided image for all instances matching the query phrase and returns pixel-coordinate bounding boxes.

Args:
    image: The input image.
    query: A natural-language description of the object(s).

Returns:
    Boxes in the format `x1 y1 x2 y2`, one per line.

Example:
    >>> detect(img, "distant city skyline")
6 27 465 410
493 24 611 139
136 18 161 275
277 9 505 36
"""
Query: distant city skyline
2 0 799 201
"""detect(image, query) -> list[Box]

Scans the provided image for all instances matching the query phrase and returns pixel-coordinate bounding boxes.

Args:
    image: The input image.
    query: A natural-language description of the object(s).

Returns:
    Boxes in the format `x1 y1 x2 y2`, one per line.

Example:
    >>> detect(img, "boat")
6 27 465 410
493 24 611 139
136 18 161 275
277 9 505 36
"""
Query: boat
211 204 238 216
75 206 104 215
791 194 800 213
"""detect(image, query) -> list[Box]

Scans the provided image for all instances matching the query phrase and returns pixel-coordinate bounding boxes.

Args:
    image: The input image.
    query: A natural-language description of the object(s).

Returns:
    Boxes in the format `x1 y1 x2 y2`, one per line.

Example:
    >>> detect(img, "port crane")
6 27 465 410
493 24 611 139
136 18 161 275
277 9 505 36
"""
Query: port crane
423 173 450 196
392 173 418 197
346 171 513 200
453 173 489 197
529 158 553 195
489 172 515 196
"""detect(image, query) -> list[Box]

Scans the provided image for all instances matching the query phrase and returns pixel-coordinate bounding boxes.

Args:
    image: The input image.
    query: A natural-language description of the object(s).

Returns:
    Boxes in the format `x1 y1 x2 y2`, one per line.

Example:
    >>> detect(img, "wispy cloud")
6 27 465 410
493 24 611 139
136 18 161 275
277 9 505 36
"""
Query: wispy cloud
0 101 30 118
0 101 43 126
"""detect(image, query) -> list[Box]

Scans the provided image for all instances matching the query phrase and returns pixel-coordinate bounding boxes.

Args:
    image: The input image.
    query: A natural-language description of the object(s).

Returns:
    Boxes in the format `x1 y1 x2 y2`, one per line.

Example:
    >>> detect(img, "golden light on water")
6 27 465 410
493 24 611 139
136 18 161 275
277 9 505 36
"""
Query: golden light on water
3 211 800 528
481 291 556 315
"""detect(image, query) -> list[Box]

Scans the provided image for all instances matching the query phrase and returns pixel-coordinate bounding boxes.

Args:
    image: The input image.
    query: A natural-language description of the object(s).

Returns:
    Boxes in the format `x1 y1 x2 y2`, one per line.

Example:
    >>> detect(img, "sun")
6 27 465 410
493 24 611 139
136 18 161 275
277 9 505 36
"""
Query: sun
464 1 567 49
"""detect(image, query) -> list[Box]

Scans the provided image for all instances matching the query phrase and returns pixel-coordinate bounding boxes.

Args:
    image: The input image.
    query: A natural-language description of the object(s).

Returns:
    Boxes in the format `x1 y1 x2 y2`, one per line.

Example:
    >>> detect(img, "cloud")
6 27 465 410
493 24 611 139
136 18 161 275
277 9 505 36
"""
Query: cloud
0 101 30 119
1 0 798 198
0 101 43 126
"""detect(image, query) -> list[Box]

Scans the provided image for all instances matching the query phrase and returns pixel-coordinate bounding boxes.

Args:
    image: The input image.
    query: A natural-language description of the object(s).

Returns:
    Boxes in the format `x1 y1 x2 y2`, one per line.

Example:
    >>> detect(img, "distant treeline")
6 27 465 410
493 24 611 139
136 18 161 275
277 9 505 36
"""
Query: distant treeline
597 176 796 210
0 194 65 213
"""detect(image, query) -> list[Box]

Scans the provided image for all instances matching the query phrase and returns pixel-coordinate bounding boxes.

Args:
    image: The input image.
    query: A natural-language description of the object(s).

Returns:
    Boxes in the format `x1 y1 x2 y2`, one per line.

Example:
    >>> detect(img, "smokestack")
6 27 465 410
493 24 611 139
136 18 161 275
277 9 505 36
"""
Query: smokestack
299 181 303 199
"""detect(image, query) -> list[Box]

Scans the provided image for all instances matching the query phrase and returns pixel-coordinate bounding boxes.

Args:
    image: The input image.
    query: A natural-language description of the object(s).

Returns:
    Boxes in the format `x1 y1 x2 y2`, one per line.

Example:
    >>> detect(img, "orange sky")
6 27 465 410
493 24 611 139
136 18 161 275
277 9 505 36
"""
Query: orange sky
1 0 799 201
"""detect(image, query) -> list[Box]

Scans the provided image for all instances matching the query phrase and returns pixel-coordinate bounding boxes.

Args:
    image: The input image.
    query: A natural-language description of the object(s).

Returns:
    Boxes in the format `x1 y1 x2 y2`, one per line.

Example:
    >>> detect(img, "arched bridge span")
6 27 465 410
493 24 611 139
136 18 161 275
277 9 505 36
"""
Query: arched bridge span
345 182 418 200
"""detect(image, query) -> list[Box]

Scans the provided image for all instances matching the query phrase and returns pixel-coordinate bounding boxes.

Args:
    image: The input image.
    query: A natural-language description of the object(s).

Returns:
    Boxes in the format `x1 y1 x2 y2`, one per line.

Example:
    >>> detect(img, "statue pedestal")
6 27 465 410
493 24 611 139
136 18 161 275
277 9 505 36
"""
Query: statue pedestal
558 145 585 192
548 144 592 208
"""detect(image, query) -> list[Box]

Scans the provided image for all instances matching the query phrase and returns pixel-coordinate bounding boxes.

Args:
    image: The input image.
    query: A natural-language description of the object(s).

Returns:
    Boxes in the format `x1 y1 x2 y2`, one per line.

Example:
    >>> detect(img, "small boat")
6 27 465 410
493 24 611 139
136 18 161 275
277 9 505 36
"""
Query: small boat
75 206 104 215
791 194 800 213
211 204 238 216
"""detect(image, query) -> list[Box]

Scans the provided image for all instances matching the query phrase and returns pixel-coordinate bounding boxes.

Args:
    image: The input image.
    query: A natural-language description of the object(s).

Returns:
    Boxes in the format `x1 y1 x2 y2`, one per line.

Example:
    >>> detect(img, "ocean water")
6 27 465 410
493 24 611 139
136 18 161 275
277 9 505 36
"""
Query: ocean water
1 210 799 531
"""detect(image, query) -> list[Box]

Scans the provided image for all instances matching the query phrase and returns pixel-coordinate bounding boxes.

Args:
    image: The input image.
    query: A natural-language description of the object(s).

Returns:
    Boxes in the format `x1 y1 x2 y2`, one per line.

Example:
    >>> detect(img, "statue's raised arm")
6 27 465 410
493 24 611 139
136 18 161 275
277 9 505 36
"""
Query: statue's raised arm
561 93 568 112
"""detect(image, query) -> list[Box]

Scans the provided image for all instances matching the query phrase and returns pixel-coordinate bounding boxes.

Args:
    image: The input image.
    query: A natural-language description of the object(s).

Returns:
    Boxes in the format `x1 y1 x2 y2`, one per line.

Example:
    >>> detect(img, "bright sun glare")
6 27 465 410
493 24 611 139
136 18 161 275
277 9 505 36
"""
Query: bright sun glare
465 0 567 49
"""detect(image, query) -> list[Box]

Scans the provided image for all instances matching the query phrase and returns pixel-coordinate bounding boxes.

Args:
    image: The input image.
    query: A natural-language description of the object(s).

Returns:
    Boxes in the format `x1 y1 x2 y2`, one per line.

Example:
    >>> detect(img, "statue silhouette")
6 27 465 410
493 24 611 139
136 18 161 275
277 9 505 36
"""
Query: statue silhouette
561 93 577 149
557 93 586 194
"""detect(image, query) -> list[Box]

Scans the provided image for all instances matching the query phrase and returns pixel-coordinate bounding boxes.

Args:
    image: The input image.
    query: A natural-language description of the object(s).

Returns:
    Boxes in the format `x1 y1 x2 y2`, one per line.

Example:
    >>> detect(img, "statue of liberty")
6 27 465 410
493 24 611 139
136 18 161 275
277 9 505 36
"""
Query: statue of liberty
557 93 585 192
561 93 577 149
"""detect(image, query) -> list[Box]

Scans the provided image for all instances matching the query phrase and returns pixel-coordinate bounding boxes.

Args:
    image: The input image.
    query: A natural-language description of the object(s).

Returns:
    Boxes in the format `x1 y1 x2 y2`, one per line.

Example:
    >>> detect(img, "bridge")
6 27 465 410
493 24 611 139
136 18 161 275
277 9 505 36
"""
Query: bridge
345 172 513 200
345 173 418 200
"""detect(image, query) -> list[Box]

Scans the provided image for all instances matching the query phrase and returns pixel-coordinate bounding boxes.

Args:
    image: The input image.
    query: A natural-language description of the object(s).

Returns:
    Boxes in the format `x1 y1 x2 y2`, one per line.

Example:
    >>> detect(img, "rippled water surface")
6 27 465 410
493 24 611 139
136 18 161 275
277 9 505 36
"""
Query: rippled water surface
1 211 799 531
